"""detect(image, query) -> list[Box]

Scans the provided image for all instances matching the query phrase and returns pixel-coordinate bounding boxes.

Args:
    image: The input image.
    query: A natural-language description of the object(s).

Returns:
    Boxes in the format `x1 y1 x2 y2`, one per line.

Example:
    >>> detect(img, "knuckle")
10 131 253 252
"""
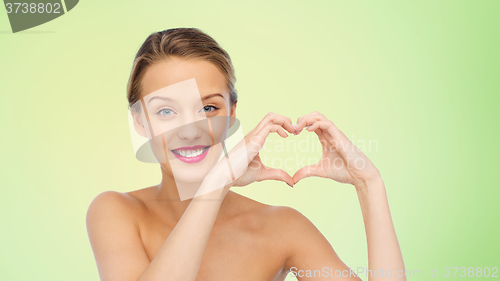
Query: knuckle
266 124 277 131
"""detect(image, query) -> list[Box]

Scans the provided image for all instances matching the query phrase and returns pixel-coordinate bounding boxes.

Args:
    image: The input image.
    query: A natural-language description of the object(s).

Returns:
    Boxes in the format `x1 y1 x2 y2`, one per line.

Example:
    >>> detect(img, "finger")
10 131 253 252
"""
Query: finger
296 114 343 139
309 121 353 159
284 115 296 134
221 119 294 184
295 111 323 130
259 167 294 187
306 120 333 132
244 116 296 168
296 111 322 124
295 115 324 133
314 127 334 144
276 127 288 138
313 129 329 150
269 115 296 134
259 124 288 139
292 164 324 184
254 124 289 139
245 124 288 159
251 112 275 133
255 113 295 134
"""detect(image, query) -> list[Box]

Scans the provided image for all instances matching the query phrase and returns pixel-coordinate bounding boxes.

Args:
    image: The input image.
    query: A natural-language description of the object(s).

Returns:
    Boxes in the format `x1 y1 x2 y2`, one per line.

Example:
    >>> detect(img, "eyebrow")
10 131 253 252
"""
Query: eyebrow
147 93 225 104
202 93 225 100
147 96 173 104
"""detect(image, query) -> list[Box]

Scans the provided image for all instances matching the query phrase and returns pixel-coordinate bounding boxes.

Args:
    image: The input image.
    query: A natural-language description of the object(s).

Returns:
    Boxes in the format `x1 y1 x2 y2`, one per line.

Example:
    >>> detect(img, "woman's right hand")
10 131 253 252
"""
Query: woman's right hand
209 113 296 189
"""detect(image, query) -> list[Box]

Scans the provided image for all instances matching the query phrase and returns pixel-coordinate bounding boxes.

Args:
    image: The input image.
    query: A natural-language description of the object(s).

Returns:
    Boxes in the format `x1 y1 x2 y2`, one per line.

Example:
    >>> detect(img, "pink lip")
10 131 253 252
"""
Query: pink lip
171 145 211 164
173 145 208 150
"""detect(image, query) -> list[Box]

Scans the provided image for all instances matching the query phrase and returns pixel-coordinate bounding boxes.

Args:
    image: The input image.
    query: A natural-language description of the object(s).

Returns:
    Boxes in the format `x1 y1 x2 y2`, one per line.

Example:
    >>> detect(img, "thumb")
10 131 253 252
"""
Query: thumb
292 164 323 184
259 167 294 187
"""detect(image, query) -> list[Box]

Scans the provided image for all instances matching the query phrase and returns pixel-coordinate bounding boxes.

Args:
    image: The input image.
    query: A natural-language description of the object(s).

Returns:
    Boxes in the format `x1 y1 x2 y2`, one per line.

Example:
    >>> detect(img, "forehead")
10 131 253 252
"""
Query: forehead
141 57 228 98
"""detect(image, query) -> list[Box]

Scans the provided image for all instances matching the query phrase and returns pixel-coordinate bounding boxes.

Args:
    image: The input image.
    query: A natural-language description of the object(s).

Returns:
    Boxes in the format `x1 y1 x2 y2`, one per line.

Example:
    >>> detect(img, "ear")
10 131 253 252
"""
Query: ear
131 110 148 138
229 102 237 127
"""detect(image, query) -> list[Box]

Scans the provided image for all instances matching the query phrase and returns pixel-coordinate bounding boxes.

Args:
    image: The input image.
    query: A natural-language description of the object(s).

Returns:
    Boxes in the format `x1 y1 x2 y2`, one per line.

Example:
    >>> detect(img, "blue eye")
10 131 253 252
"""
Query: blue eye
158 108 174 116
201 105 219 113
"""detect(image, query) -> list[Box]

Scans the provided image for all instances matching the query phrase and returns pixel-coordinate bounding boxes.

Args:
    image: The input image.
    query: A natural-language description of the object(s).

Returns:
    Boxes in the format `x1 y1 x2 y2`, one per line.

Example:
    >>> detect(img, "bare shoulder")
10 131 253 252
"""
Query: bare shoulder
228 192 318 236
86 190 153 280
266 205 322 242
87 190 136 212
228 193 331 268
86 190 145 227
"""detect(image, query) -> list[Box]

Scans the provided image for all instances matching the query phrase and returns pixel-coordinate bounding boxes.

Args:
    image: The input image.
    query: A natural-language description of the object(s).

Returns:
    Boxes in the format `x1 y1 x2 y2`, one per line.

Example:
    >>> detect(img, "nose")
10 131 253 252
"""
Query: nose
176 117 205 141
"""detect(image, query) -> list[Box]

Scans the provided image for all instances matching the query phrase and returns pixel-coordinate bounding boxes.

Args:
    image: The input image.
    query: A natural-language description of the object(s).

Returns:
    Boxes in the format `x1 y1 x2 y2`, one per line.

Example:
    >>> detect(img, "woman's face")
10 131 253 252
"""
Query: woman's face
136 57 236 190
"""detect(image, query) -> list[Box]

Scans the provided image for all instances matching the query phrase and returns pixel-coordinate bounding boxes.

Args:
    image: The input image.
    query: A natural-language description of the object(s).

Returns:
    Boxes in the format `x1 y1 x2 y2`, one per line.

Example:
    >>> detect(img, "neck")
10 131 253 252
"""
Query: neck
153 165 234 223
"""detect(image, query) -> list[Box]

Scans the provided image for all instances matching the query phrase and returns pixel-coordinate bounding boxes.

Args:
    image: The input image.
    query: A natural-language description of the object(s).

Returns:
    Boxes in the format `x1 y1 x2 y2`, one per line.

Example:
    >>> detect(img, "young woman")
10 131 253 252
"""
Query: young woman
86 28 406 281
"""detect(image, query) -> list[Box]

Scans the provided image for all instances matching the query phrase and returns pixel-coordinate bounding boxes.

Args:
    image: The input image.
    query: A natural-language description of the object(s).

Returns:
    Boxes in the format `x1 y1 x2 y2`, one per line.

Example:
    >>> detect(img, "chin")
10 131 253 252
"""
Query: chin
169 148 222 184
173 170 207 184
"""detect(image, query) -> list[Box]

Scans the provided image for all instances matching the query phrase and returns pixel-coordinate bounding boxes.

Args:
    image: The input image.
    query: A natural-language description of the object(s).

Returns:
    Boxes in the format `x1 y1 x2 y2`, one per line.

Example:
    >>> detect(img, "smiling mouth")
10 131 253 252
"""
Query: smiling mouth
171 146 211 158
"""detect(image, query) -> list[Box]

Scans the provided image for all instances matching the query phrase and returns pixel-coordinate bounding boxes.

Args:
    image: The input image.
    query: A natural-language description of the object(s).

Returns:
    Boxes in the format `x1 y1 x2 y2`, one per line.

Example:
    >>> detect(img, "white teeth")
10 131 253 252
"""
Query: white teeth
174 148 206 158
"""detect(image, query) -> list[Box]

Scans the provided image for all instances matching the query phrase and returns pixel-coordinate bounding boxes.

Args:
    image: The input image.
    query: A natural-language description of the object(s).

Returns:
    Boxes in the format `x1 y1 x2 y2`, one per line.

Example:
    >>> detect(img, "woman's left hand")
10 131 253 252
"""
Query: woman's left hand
292 111 382 188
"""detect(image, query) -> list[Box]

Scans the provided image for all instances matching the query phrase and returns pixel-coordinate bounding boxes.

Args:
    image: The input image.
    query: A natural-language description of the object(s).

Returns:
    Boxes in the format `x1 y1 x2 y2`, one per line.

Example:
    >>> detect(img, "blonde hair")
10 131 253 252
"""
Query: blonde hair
127 28 237 110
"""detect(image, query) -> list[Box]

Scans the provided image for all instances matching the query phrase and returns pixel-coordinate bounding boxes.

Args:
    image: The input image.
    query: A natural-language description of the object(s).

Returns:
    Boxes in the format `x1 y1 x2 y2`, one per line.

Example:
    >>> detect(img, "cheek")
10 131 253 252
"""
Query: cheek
148 118 181 137
208 116 230 145
224 101 233 116
148 134 169 163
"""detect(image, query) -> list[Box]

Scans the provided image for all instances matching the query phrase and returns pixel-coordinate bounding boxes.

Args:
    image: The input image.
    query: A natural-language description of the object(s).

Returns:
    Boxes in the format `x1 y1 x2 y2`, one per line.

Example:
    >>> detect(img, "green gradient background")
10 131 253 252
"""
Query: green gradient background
1 1 499 280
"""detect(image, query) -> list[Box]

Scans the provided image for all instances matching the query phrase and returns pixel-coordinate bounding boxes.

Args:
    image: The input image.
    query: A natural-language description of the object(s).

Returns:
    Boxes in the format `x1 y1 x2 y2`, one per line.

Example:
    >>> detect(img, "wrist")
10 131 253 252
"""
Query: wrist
355 177 390 217
194 175 233 200
354 176 384 193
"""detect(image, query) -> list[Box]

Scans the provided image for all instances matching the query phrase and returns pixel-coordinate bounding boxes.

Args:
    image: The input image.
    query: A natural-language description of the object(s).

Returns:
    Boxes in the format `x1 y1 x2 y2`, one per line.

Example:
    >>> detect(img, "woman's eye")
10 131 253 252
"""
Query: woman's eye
201 105 218 113
158 108 174 116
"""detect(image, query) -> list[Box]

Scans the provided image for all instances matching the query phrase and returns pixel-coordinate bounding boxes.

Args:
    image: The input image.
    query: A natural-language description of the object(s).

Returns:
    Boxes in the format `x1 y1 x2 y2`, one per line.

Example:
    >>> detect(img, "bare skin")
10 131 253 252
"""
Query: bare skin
103 187 310 281
86 57 405 281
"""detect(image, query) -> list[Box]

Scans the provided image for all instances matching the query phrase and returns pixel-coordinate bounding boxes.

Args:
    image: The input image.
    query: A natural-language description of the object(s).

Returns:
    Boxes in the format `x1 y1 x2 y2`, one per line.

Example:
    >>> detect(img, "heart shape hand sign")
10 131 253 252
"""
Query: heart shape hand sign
230 111 382 189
